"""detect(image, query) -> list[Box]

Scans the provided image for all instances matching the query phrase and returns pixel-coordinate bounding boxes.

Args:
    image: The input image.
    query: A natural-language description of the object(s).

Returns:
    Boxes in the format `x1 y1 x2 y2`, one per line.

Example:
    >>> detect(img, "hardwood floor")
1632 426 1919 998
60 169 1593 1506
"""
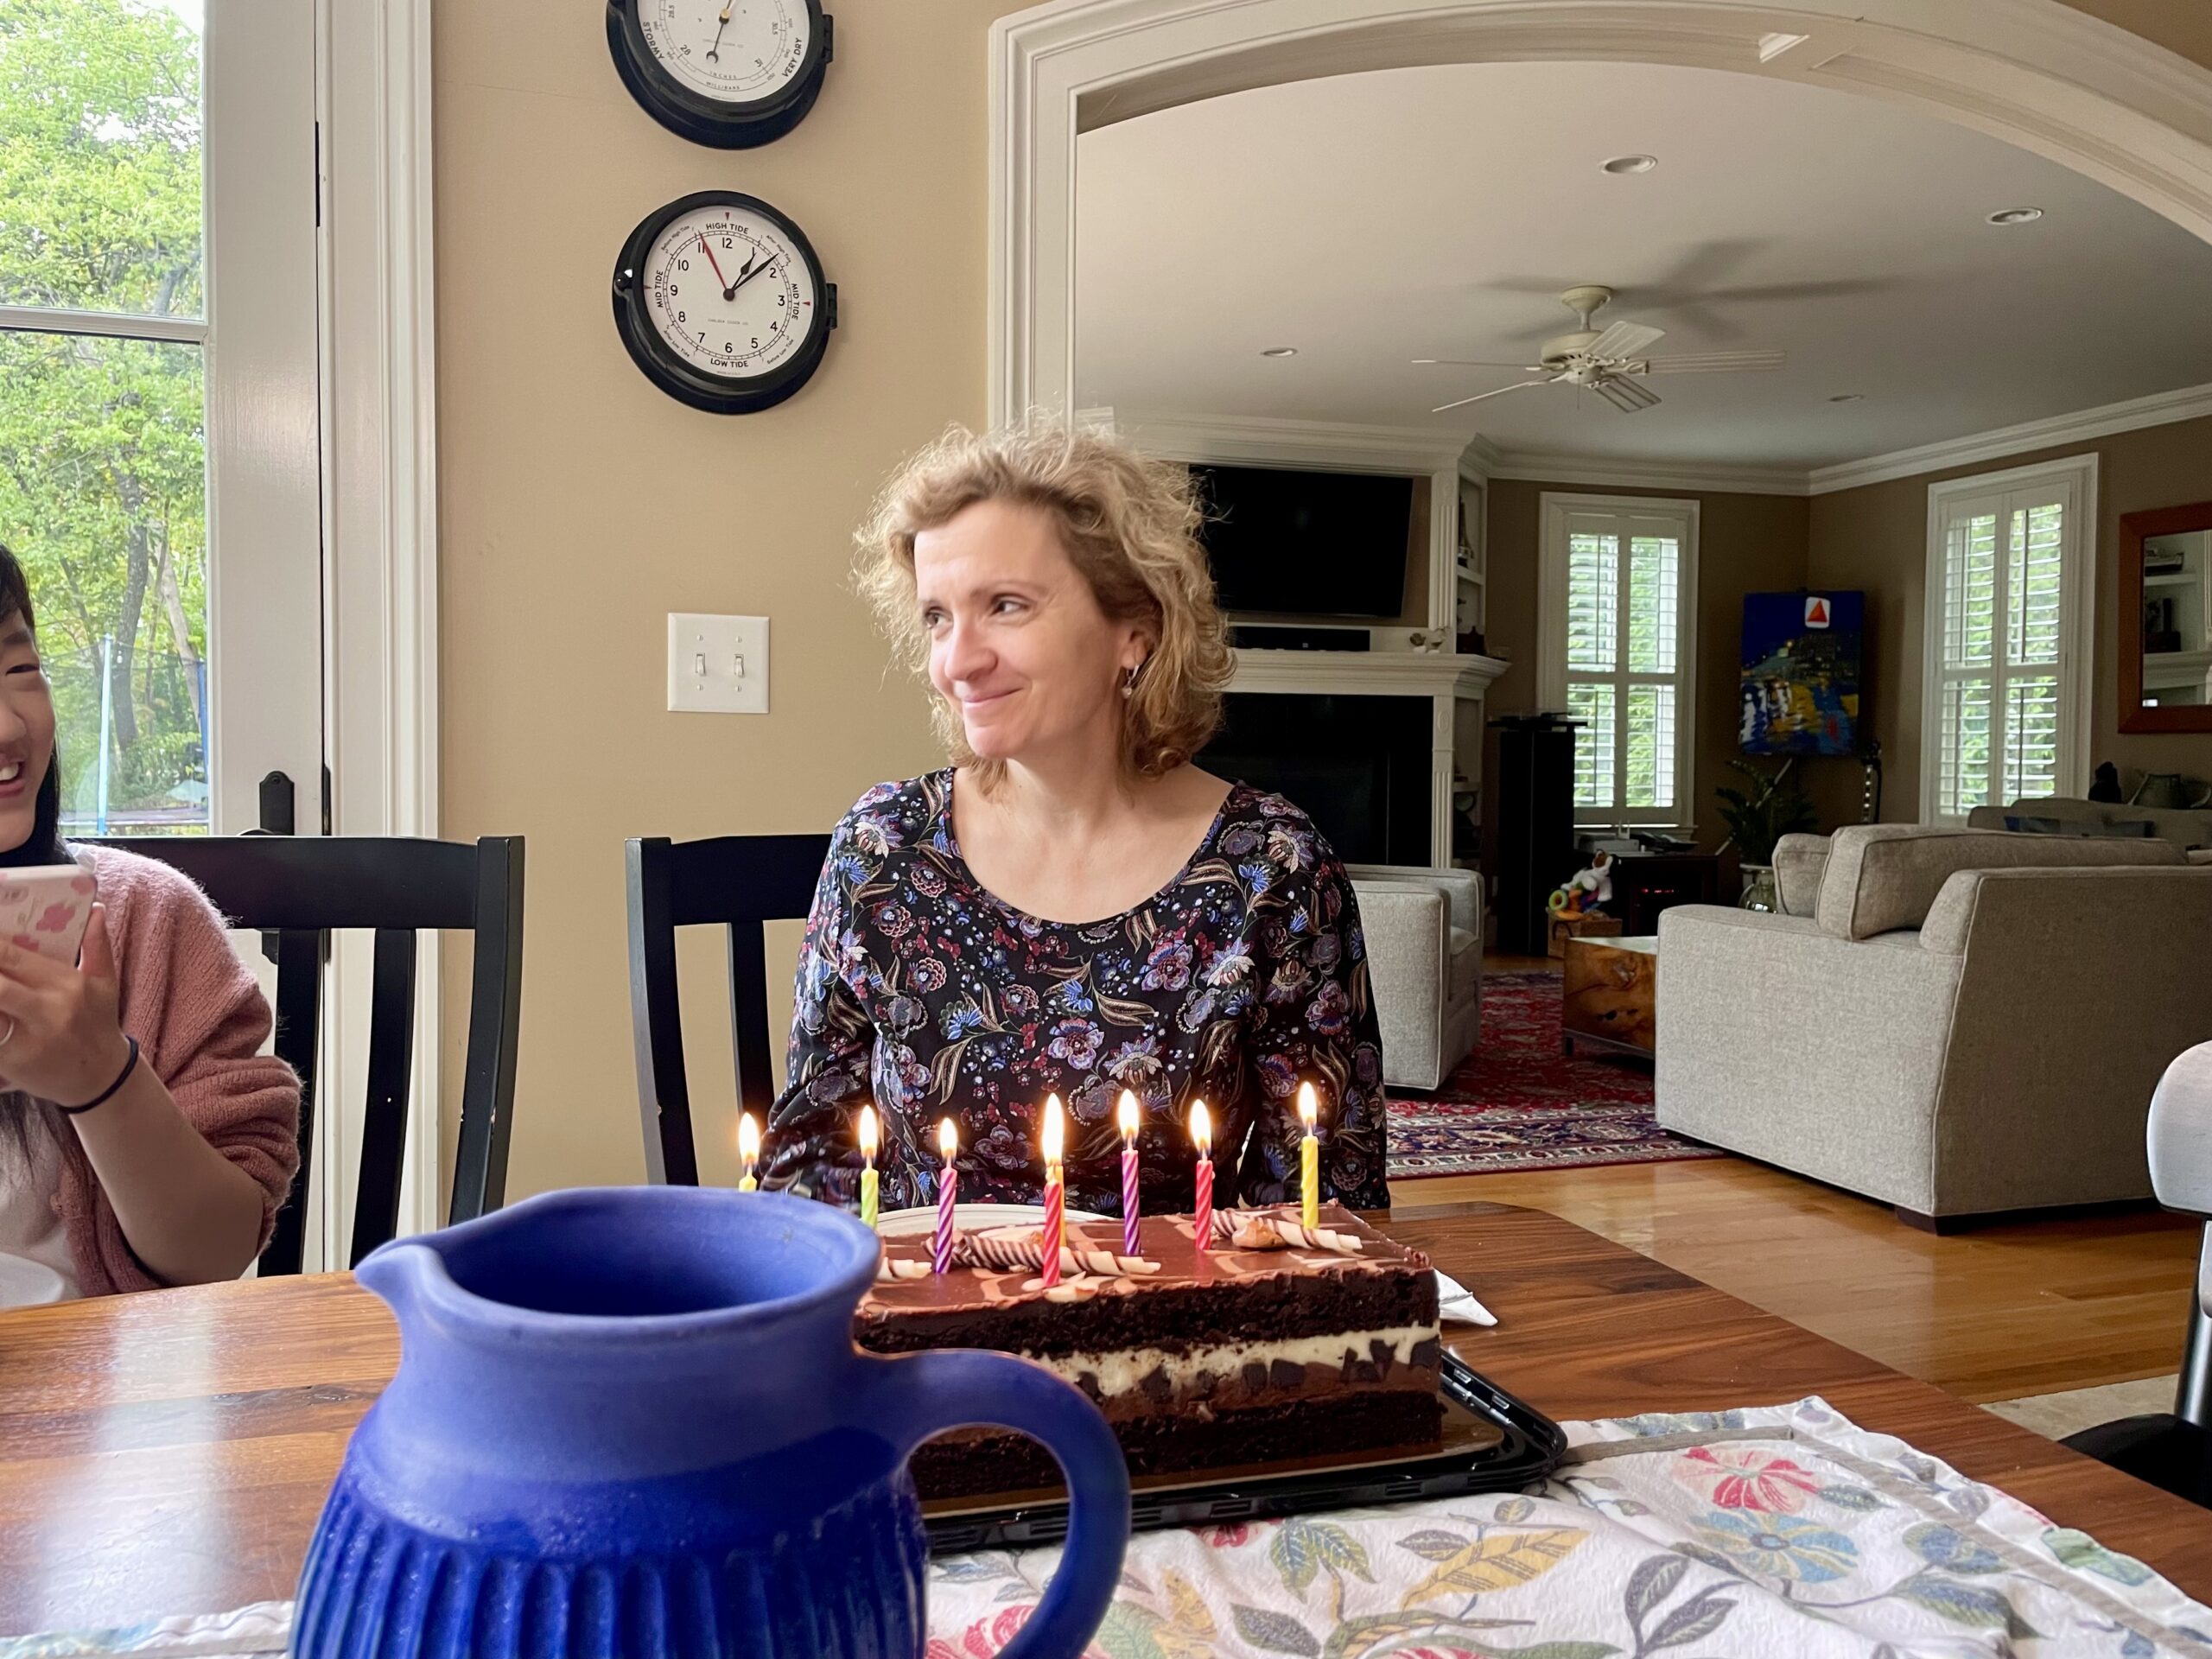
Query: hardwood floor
1390 954 2201 1406
1394 1150 2199 1406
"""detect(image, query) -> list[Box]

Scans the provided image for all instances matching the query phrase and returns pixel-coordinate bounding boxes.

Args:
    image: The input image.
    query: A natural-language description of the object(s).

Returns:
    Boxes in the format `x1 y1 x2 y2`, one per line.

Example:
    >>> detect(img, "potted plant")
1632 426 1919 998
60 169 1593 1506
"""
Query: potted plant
1715 758 1819 911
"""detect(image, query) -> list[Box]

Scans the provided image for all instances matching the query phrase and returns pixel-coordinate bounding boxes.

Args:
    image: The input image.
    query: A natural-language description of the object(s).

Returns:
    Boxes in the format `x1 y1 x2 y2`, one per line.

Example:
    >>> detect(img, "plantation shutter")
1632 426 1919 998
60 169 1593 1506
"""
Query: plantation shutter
1929 482 2076 820
1549 501 1694 826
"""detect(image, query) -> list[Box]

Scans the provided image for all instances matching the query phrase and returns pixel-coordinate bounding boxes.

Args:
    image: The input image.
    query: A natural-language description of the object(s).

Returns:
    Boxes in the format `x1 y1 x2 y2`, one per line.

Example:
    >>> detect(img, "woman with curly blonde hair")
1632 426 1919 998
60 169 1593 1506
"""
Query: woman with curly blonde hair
762 423 1389 1215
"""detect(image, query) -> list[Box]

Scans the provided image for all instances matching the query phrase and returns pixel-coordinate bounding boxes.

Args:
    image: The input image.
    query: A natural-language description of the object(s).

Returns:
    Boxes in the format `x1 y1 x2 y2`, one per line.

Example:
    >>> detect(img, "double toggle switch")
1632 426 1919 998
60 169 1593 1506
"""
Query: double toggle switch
667 613 769 715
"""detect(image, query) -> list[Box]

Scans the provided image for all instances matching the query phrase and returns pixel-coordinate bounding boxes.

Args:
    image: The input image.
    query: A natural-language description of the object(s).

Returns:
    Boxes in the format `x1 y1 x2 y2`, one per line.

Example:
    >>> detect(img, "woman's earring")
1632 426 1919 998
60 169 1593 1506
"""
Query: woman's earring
1122 666 1139 700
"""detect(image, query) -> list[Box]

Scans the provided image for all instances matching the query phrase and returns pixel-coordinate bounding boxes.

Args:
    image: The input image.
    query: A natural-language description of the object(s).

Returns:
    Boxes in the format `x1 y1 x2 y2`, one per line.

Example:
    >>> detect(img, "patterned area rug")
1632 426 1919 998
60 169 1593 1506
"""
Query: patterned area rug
1387 969 1726 1179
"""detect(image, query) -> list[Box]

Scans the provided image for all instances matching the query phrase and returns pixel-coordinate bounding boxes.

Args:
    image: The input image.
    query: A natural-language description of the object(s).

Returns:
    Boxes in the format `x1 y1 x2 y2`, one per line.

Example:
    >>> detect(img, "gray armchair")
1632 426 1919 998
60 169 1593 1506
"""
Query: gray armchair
2063 1041 2212 1509
1344 863 1482 1092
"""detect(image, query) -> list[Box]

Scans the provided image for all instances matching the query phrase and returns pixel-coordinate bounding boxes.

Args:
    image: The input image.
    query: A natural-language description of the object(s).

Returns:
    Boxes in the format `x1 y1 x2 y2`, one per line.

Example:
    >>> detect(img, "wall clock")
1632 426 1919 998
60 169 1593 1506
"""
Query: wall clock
612 191 836 415
607 1 832 149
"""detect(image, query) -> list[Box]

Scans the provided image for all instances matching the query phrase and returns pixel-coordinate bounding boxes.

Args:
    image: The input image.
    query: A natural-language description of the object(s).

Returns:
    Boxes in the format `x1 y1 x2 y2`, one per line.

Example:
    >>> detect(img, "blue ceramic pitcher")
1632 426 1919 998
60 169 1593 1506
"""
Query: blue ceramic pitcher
294 1187 1130 1659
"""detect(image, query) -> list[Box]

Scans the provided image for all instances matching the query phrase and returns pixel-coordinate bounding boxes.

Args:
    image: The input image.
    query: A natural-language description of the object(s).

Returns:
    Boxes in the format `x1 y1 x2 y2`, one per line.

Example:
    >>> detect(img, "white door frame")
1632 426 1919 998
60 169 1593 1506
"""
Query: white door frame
987 0 2212 425
318 0 443 1252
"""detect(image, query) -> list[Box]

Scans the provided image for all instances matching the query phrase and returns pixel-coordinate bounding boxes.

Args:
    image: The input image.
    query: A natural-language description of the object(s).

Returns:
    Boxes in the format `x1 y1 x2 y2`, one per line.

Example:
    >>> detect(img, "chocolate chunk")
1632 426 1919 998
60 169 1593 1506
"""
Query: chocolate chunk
1269 1358 1306 1391
1242 1361 1269 1394
1370 1338 1395 1379
1075 1372 1103 1405
1350 1359 1379 1384
1138 1367 1173 1402
1410 1338 1441 1370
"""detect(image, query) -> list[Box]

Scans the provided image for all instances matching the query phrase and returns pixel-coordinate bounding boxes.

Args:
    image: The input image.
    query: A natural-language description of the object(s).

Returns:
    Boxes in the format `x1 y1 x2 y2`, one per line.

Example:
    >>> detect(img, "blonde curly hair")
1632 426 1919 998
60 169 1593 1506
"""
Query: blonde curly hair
857 421 1234 786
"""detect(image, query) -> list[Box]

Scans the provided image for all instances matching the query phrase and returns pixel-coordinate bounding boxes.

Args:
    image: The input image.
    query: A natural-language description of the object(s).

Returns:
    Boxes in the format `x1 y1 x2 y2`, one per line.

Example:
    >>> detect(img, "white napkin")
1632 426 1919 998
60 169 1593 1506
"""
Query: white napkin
1433 1268 1496 1326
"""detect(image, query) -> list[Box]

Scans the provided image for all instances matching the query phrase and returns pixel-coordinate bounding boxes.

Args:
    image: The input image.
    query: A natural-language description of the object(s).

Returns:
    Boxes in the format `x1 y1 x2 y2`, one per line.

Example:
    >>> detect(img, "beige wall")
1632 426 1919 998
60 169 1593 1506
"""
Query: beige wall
1805 415 2212 824
1483 480 1810 853
435 1 1020 1198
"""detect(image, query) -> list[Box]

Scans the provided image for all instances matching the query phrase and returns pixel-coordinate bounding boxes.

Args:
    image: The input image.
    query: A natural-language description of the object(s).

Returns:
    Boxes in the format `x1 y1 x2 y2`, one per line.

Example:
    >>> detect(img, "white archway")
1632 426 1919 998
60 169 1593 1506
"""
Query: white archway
987 0 2212 423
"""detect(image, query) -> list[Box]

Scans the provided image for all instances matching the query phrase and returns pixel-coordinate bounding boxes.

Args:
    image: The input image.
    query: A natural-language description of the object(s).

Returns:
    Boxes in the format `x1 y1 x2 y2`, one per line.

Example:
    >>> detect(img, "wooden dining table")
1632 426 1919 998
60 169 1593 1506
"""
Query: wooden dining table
3 1198 2208 1638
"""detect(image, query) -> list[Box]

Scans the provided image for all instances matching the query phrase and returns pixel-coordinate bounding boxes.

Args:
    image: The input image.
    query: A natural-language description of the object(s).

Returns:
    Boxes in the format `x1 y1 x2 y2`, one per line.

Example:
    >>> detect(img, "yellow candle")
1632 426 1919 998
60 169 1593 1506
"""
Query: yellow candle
736 1112 760 1193
1297 1082 1319 1230
858 1104 880 1229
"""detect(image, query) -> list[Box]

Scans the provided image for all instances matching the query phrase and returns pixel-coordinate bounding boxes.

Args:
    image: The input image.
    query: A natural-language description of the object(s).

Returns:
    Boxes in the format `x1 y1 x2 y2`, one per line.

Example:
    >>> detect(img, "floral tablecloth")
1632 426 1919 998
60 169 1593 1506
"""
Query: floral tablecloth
7 1396 2208 1659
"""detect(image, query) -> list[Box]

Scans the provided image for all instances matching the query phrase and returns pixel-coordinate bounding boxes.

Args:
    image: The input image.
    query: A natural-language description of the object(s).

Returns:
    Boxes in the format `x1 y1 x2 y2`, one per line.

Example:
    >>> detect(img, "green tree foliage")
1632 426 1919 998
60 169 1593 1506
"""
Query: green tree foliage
0 0 207 823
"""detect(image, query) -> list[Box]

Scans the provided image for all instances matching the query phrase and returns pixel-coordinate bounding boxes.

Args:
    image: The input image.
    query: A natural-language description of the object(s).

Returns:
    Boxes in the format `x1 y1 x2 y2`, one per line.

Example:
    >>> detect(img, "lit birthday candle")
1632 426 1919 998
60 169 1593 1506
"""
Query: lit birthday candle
934 1118 958 1274
1117 1090 1141 1256
736 1112 760 1193
1297 1082 1319 1230
1190 1099 1213 1253
858 1104 880 1230
1040 1093 1065 1289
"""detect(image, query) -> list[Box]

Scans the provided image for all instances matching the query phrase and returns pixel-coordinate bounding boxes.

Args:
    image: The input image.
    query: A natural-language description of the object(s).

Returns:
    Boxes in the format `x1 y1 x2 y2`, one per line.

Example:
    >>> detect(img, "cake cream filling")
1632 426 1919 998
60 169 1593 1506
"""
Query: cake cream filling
1024 1325 1440 1399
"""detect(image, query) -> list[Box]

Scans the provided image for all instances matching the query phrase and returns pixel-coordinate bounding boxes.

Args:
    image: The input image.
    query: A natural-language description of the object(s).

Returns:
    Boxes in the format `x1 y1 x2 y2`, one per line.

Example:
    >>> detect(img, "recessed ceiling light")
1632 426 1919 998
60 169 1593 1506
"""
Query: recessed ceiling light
1827 394 1864 404
1988 207 2044 226
1260 346 1298 358
1601 154 1658 175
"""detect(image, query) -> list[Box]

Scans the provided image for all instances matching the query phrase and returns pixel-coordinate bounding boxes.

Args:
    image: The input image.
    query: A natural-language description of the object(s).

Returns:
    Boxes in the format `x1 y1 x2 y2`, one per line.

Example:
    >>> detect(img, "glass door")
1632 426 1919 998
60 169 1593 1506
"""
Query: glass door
0 0 322 839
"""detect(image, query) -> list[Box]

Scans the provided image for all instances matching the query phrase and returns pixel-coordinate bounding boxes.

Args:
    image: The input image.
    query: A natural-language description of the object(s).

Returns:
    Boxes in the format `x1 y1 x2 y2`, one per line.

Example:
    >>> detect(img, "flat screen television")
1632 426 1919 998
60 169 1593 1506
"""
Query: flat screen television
1191 464 1413 617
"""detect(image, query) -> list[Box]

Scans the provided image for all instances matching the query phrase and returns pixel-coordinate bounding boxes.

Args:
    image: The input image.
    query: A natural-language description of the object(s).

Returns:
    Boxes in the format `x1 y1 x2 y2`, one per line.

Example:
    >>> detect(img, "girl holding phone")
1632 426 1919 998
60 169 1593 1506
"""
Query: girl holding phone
0 544 299 1299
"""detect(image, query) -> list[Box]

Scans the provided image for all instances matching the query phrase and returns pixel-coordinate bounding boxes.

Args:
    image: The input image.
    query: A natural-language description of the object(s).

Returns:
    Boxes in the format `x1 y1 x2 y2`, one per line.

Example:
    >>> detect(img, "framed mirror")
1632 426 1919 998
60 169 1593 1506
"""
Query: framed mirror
2120 501 2212 733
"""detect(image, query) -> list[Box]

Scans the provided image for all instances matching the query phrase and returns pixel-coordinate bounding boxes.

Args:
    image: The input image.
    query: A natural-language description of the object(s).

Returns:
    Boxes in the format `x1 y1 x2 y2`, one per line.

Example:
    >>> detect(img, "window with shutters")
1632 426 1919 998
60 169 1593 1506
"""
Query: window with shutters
1920 457 2094 823
1538 493 1700 830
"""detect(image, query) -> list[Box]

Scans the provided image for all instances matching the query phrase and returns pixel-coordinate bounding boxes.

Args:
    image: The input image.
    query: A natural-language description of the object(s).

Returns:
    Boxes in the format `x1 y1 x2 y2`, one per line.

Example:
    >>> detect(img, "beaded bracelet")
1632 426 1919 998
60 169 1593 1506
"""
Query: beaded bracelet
57 1036 140 1117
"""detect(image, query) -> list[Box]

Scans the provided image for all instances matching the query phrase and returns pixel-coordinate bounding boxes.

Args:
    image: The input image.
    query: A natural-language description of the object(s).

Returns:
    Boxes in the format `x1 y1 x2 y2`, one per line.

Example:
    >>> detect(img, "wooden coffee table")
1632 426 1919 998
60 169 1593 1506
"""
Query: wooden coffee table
1560 932 1657 1056
4 1204 2210 1635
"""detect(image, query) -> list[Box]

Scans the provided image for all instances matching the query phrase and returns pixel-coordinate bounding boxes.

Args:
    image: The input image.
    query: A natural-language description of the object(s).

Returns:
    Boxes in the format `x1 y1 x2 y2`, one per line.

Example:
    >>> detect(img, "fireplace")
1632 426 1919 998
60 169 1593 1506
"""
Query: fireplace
1200 693 1433 866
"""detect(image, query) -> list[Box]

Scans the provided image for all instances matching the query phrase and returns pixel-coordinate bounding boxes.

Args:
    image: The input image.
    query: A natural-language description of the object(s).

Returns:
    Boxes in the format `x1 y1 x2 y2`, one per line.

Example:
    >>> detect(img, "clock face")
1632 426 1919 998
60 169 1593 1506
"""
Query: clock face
613 192 836 414
637 0 810 106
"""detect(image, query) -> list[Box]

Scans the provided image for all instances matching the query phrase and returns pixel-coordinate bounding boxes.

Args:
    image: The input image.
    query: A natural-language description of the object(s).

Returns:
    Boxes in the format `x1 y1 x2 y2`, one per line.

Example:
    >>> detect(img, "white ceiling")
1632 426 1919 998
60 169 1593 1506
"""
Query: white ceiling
1073 60 2212 473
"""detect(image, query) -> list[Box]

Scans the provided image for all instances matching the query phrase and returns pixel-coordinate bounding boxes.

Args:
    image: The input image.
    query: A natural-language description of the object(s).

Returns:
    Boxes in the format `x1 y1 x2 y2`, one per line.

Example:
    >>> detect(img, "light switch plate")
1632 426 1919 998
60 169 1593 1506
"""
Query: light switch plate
668 613 769 715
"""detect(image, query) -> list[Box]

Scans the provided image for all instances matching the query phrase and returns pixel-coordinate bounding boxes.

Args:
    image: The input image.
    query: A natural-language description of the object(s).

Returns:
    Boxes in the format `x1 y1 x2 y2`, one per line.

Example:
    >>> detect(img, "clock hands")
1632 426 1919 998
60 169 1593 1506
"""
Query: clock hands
706 3 733 62
728 251 782 296
696 235 736 298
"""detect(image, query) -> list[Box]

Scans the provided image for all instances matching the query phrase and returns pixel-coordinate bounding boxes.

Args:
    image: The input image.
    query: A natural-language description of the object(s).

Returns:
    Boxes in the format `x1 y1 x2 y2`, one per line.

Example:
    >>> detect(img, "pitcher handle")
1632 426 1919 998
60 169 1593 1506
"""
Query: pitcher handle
871 1347 1130 1659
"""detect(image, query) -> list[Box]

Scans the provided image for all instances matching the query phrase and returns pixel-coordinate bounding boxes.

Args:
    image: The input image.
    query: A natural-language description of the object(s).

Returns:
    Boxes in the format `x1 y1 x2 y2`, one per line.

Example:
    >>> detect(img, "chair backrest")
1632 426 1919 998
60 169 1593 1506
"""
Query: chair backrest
626 834 829 1185
86 836 525 1274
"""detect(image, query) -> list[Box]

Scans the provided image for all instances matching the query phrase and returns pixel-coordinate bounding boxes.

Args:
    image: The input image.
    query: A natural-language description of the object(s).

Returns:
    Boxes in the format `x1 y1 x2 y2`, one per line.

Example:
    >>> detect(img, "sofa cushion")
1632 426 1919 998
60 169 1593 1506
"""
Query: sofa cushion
1772 834 1830 917
1815 823 2183 941
1448 925 1480 1001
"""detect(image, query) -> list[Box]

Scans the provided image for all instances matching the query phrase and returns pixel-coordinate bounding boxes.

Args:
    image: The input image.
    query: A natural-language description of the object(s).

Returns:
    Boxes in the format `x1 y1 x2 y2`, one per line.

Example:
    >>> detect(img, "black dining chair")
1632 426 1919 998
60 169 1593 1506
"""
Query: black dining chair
87 835 525 1274
626 833 829 1185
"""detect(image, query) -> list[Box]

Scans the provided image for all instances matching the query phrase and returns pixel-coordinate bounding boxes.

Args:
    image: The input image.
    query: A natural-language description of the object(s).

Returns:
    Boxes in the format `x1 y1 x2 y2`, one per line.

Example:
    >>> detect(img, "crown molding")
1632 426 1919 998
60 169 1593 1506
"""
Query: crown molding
1806 380 2212 494
1109 410 1471 473
1483 448 1809 497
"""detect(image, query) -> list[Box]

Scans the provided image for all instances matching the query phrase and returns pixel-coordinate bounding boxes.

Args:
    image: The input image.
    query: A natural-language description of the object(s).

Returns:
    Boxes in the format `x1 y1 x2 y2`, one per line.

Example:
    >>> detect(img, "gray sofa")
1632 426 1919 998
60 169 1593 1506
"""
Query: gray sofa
1345 864 1482 1092
1965 795 2212 849
1656 824 2212 1225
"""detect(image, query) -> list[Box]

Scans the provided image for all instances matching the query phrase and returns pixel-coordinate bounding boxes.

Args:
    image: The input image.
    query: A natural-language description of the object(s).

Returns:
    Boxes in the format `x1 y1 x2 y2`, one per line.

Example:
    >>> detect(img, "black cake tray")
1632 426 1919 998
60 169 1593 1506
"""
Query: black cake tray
919 1352 1567 1553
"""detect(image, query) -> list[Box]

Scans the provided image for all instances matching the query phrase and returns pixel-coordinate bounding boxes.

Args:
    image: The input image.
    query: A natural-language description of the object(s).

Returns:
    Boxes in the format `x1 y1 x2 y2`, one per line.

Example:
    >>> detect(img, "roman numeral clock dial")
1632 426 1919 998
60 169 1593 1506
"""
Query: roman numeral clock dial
612 192 837 415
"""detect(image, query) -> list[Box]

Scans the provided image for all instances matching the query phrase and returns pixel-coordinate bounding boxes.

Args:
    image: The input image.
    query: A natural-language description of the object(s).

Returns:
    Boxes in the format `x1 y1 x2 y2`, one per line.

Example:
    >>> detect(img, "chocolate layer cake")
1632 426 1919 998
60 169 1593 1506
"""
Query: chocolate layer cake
856 1204 1443 1498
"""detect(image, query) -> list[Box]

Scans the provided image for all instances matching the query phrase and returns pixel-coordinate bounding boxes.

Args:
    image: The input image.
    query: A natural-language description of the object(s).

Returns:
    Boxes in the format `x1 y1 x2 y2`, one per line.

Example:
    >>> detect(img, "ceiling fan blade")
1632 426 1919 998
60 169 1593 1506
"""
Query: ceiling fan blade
1412 358 1541 369
1642 350 1787 374
1588 320 1665 361
1594 374 1660 413
1431 378 1554 415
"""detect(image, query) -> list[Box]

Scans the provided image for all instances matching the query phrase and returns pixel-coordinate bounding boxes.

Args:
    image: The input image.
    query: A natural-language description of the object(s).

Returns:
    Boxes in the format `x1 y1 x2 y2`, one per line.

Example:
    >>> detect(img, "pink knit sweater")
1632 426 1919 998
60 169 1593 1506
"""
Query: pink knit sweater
49 846 302 1295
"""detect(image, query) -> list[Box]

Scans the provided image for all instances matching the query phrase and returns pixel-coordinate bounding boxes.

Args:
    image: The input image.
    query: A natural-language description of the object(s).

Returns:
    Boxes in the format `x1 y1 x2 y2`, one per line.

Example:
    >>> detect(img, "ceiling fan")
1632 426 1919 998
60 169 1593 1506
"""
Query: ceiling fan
1417 285 1784 415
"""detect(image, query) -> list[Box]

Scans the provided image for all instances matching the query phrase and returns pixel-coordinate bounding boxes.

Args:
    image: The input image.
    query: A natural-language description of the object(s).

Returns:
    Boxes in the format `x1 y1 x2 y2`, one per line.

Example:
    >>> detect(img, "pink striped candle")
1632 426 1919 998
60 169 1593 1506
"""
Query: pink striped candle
1116 1090 1141 1256
933 1118 958 1274
1040 1094 1065 1289
1190 1099 1213 1255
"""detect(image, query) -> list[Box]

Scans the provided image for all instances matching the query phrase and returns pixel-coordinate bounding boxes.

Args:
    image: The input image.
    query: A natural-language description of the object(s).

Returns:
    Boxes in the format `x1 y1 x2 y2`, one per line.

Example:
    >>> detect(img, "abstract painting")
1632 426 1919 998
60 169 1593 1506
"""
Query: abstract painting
1740 590 1864 755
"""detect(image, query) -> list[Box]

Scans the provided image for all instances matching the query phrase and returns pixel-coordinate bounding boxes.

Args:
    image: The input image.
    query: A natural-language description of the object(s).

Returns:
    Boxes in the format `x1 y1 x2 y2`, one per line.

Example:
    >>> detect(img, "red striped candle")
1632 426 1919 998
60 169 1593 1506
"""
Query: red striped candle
1117 1090 1141 1256
1040 1094 1065 1289
933 1118 958 1274
1190 1099 1213 1254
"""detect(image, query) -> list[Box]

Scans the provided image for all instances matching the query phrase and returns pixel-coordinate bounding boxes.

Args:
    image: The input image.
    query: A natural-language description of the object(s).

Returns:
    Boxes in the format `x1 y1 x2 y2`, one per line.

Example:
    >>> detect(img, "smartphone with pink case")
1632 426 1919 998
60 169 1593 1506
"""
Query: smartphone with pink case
0 863 99 965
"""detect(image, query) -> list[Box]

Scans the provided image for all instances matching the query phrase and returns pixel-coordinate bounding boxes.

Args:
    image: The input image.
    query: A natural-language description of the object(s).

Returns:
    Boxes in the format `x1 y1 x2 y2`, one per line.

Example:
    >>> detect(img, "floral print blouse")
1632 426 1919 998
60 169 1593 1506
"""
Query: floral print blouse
760 769 1389 1216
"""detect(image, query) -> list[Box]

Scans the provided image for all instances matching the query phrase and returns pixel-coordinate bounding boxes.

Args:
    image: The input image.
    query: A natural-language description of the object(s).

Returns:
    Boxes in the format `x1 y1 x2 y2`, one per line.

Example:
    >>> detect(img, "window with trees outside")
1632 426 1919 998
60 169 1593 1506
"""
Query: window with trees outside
1539 493 1700 830
1 2 214 831
1920 456 2094 823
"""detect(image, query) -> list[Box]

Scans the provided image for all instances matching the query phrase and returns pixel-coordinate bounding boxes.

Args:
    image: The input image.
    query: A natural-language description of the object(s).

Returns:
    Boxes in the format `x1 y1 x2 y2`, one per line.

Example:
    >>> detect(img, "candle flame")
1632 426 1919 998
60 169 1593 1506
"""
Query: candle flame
1042 1093 1065 1165
1189 1098 1211 1155
938 1116 958 1161
858 1103 879 1164
737 1112 760 1163
1298 1081 1319 1131
1116 1089 1140 1143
